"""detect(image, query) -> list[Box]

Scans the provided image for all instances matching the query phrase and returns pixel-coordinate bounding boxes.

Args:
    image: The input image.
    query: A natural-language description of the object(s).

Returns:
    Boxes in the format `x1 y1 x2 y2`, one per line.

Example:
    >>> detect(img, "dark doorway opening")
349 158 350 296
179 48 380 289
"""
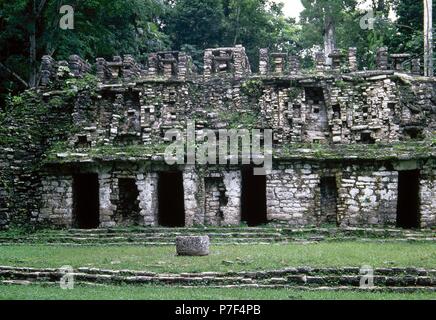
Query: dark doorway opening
73 174 100 229
360 132 376 144
304 87 324 105
116 178 141 226
241 167 267 226
320 177 339 225
158 172 185 227
397 170 421 229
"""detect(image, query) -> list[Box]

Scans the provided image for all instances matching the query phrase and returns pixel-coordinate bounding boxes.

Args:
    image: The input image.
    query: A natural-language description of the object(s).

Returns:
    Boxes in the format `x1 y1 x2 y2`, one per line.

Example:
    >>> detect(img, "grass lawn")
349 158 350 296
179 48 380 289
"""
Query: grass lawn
0 242 435 273
0 284 435 300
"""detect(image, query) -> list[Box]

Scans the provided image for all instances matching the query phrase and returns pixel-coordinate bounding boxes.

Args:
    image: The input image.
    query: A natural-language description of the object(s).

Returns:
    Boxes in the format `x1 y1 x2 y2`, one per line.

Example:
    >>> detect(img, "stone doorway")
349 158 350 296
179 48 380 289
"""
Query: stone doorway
320 177 339 225
158 171 185 227
397 170 421 229
241 167 267 226
73 173 100 229
116 178 141 226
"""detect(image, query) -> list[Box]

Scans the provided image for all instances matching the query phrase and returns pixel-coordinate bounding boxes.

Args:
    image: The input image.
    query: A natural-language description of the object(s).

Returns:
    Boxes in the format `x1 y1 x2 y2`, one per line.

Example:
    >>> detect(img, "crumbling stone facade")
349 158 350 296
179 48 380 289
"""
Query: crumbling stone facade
0 46 435 230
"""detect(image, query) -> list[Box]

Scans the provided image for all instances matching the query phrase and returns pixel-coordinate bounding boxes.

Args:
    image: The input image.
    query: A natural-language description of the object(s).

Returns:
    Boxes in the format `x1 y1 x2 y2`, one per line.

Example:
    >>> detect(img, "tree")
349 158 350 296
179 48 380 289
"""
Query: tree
300 0 358 65
164 0 225 50
0 0 169 107
29 0 48 87
424 0 433 76
371 0 392 16
164 0 299 69
390 0 436 63
222 0 299 69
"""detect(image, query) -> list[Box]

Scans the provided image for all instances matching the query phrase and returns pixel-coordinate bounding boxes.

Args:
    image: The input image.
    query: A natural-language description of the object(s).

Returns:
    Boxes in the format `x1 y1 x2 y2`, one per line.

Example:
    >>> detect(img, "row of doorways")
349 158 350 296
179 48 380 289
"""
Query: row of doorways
71 170 421 229
72 168 267 229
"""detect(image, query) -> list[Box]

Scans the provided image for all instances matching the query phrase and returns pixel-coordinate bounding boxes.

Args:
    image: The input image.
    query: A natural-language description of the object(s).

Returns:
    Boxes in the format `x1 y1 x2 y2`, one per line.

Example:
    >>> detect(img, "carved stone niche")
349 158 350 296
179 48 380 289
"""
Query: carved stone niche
328 49 345 70
108 56 123 78
212 49 235 74
271 53 287 74
122 109 141 134
157 51 179 77
74 134 91 149
115 110 142 146
204 46 250 79
390 53 411 71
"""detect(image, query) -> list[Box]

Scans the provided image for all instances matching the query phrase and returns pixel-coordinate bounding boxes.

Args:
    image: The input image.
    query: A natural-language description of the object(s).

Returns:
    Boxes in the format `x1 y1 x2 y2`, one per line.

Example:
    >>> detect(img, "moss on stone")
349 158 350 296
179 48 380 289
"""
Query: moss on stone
241 79 263 100
278 140 436 161
287 87 302 100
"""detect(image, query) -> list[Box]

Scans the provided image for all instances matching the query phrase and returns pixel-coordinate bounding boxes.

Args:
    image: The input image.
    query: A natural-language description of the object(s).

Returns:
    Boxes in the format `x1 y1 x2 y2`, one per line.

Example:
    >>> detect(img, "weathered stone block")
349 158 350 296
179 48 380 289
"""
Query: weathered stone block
176 236 210 256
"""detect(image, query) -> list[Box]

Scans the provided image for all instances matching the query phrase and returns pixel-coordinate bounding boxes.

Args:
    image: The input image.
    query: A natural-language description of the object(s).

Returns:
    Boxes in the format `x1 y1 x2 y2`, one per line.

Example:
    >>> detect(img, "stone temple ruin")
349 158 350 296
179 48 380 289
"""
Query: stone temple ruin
0 45 435 230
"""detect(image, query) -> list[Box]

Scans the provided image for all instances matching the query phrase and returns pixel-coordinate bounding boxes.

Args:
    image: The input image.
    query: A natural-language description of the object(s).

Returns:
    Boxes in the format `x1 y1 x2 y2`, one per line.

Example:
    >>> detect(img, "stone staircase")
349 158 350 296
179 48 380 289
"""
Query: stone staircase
0 265 435 291
0 227 434 245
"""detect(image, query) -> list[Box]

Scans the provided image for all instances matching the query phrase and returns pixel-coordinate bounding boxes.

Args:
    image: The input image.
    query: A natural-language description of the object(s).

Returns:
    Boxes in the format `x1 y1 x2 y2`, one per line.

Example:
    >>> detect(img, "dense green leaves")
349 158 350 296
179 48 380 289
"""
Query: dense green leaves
0 0 433 107
164 0 298 68
0 0 169 106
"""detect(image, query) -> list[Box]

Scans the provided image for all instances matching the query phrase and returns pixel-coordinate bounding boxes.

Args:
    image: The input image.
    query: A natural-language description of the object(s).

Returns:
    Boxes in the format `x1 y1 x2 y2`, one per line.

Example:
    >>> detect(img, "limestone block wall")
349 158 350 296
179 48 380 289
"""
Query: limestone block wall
184 169 242 227
40 176 73 226
328 77 401 144
338 167 398 227
266 164 320 226
221 171 242 225
72 71 435 152
99 173 117 228
183 167 200 227
204 176 227 226
137 173 159 226
37 163 436 229
420 169 436 228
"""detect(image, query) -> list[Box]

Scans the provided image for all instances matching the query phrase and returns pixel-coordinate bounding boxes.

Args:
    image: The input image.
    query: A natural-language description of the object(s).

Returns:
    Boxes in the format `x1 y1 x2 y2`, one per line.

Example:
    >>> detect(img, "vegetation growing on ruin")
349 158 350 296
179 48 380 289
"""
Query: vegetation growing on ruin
0 88 80 226
222 111 262 129
241 79 264 100
41 139 436 164
279 141 436 161
43 142 170 164
287 87 303 100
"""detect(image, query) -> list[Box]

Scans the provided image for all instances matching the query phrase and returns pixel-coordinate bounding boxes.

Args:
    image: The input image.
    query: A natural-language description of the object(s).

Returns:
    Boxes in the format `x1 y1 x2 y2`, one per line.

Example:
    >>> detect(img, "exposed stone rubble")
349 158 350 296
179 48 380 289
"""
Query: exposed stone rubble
259 50 301 75
0 265 434 290
204 46 251 79
0 227 434 245
0 45 435 231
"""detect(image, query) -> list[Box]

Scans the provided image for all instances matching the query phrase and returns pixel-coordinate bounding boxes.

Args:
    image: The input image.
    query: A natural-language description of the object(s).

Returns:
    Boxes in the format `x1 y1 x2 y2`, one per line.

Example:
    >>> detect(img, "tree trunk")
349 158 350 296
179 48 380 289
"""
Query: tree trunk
324 15 336 66
29 0 37 88
29 0 48 88
424 0 434 77
29 20 37 88
232 4 241 45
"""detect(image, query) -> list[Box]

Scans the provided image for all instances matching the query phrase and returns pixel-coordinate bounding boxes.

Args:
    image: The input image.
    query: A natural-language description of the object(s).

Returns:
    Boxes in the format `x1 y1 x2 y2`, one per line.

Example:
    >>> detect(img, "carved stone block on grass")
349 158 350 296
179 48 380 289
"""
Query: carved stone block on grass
176 236 210 256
